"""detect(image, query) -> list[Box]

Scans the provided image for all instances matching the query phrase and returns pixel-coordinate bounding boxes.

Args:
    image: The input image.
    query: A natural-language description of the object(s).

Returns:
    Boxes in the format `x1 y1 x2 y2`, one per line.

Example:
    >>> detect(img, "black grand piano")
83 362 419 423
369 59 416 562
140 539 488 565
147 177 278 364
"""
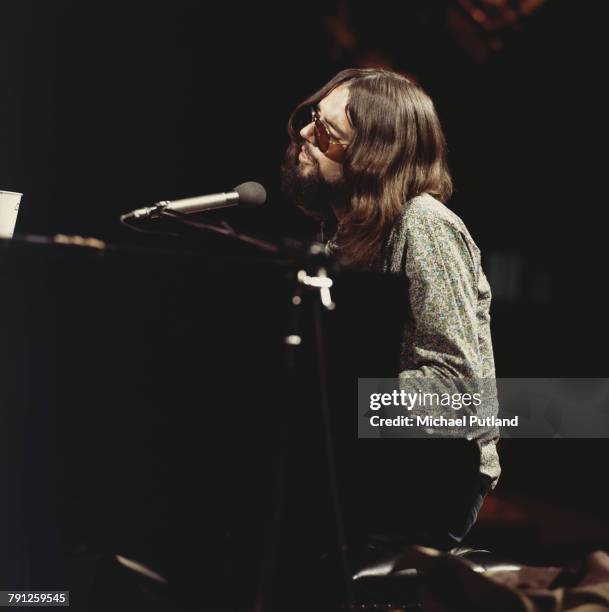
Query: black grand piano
1 234 412 611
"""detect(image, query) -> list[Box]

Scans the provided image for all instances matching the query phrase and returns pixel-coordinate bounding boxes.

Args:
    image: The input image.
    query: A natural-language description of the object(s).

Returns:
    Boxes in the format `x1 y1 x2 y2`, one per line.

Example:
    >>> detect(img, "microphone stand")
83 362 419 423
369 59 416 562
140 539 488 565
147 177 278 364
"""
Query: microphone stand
120 202 336 260
157 209 282 254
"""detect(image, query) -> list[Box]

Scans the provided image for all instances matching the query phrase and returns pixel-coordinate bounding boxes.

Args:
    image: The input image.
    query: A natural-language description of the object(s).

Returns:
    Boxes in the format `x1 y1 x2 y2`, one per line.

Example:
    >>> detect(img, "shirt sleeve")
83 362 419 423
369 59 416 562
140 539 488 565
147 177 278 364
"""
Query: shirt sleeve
399 210 483 380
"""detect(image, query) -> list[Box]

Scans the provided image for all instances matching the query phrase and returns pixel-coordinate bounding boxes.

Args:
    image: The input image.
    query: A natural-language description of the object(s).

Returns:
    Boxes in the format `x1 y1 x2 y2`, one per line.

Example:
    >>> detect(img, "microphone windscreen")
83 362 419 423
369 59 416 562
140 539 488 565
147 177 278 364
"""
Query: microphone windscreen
233 182 267 207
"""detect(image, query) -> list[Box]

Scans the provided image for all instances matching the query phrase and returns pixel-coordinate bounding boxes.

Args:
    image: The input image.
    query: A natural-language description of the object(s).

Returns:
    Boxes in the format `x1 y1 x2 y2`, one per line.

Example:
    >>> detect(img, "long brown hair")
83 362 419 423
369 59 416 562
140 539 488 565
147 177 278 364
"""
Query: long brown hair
287 68 453 268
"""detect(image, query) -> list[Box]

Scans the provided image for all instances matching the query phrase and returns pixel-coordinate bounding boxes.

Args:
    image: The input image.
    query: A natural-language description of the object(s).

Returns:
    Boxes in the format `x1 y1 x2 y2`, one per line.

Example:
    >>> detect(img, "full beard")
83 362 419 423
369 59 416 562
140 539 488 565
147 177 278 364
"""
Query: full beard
280 142 348 221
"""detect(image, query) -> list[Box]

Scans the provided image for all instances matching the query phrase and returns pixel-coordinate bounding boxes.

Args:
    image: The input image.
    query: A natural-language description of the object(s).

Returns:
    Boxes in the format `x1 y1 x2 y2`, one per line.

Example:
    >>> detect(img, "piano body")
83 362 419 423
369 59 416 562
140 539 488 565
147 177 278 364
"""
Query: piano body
0 236 406 610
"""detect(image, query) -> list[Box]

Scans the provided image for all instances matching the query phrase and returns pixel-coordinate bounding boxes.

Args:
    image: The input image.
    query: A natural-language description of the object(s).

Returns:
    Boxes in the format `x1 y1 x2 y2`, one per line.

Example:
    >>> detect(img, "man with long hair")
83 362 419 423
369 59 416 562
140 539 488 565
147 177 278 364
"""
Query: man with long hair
281 68 500 555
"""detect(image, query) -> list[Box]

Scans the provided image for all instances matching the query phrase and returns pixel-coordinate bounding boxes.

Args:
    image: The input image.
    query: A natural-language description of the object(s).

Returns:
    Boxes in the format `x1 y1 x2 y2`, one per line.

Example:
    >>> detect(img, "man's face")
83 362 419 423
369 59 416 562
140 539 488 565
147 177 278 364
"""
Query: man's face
281 84 354 218
297 84 353 184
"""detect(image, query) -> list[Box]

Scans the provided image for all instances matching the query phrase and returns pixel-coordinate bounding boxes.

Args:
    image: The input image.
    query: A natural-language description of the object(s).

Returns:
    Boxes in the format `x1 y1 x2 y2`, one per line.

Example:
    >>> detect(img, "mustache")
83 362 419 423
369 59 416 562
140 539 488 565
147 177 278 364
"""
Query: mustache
300 143 315 162
286 139 318 168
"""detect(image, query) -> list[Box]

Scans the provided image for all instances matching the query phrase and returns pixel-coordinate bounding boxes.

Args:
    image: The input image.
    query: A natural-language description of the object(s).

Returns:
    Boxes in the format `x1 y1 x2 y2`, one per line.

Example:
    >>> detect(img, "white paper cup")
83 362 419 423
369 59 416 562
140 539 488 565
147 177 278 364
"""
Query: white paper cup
0 190 23 238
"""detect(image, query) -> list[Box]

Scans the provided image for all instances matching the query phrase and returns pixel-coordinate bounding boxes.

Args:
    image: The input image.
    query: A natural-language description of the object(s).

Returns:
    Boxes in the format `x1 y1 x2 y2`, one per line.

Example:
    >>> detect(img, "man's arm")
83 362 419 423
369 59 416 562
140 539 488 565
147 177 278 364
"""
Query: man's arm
398 209 483 380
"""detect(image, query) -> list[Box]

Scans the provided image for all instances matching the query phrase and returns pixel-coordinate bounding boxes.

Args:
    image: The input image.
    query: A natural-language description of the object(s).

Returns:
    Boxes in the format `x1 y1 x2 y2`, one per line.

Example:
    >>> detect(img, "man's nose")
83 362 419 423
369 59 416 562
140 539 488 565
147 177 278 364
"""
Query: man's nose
300 121 315 144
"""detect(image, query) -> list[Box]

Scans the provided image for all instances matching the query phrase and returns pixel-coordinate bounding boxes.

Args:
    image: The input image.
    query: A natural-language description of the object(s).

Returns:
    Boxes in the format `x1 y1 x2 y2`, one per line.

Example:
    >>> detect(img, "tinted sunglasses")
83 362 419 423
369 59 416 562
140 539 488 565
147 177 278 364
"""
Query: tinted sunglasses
309 107 349 163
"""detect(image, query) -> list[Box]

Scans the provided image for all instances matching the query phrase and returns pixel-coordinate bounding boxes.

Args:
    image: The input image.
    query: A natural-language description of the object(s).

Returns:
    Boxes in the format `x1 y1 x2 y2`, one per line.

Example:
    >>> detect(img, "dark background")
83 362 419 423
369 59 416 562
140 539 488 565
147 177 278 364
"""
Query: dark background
1 0 609 587
2 0 607 375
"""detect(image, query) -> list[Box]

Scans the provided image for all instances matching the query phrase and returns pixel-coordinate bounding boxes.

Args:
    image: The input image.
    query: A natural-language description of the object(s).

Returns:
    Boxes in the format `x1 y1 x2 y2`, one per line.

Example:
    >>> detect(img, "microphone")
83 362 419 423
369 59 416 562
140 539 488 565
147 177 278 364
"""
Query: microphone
120 181 266 222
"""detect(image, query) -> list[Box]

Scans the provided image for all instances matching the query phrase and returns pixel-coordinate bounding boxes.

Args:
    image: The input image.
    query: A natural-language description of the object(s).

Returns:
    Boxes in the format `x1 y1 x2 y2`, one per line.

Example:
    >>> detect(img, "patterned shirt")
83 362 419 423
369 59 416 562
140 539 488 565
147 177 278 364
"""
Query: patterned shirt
379 192 500 487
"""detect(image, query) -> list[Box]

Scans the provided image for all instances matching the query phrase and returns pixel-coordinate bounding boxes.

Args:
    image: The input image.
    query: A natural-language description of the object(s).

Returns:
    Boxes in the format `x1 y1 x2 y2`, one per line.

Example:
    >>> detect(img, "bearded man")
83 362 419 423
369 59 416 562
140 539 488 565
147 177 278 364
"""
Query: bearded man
281 68 500 553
